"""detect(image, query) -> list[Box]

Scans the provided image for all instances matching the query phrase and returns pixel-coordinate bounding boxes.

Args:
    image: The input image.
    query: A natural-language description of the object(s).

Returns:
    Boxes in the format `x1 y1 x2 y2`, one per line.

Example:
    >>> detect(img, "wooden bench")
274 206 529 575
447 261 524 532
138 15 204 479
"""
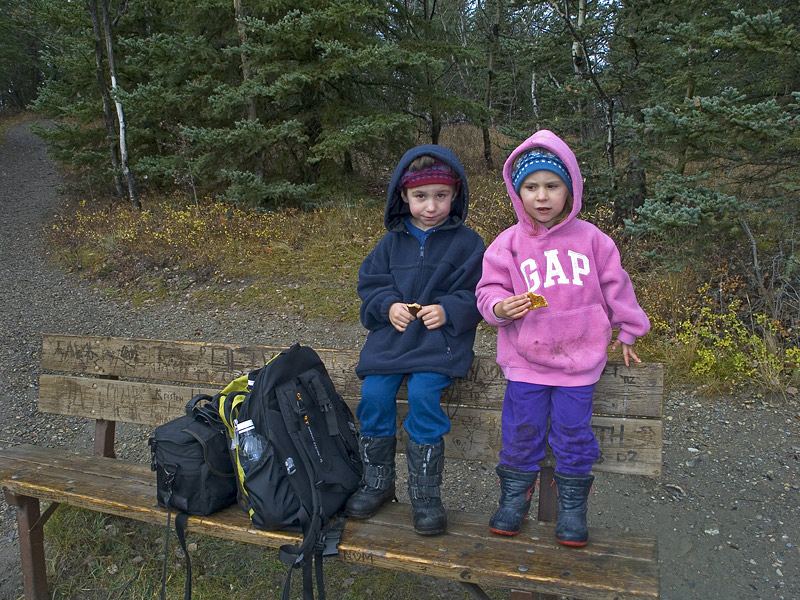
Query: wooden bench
2 334 663 600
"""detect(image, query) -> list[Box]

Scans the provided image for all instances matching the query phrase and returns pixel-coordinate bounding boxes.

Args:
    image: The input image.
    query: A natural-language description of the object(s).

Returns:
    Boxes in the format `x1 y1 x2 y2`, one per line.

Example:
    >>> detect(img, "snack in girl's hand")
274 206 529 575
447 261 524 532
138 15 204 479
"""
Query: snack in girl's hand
524 291 548 310
406 303 422 317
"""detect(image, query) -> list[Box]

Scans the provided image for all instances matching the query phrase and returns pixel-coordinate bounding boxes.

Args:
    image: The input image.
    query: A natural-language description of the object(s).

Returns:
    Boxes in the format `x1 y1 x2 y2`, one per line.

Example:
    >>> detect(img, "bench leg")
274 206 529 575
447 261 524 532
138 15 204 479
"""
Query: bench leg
5 491 50 600
460 581 492 600
512 467 559 600
536 466 557 523
94 418 117 457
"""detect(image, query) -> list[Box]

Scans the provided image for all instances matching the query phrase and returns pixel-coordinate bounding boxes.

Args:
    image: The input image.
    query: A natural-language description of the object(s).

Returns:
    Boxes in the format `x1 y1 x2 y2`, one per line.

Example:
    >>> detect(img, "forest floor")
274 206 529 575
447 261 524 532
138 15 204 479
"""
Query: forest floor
0 119 798 599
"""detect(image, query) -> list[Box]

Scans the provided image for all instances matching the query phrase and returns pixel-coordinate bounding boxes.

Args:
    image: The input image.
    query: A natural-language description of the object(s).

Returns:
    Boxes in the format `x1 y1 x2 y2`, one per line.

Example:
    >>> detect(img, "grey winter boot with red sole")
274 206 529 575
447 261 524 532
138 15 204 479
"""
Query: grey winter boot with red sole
554 471 594 547
489 466 538 536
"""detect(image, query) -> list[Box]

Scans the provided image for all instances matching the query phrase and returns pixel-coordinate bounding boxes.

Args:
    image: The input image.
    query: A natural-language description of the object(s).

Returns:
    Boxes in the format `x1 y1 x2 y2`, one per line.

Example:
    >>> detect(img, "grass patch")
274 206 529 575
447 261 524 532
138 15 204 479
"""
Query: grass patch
44 129 799 396
44 506 503 599
49 195 384 321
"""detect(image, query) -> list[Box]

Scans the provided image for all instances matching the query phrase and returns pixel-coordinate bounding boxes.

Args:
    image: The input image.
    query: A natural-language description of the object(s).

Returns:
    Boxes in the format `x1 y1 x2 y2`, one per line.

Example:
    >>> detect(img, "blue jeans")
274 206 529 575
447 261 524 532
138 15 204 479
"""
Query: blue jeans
499 380 599 475
357 372 453 444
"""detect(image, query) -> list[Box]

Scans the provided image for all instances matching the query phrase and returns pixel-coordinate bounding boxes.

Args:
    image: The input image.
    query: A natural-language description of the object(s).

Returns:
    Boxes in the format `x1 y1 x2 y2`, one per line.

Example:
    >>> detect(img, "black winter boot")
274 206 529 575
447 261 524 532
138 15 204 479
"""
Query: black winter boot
554 472 594 547
405 439 447 535
345 436 397 519
489 466 538 536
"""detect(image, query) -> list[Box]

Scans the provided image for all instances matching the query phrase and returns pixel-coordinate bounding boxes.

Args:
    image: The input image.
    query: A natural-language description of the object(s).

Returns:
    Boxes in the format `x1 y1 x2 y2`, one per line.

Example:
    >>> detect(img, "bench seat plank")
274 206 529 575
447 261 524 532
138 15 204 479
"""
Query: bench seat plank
41 334 663 417
0 445 658 599
39 374 662 475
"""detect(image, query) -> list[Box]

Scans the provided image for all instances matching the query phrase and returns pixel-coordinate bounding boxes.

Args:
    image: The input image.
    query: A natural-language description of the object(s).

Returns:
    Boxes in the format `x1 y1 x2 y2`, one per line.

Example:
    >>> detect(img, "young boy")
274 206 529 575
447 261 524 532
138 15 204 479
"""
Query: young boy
346 145 485 535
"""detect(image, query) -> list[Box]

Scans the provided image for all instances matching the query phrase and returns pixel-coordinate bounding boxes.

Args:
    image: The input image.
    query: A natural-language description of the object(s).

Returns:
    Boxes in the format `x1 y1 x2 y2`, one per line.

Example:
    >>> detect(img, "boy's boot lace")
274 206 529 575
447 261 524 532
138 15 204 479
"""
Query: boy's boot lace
554 471 594 547
406 439 447 535
345 436 397 519
489 466 538 536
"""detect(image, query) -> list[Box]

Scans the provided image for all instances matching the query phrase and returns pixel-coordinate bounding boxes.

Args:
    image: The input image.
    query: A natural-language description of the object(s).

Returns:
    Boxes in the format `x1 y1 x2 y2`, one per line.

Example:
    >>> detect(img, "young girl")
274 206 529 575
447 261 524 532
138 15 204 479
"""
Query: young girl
475 130 650 546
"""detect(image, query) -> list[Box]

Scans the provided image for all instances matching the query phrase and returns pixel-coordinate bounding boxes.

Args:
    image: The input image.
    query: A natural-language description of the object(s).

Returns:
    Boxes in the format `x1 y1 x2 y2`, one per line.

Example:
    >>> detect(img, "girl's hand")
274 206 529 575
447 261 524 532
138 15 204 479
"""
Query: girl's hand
611 339 642 367
389 302 414 332
493 293 532 320
417 304 446 330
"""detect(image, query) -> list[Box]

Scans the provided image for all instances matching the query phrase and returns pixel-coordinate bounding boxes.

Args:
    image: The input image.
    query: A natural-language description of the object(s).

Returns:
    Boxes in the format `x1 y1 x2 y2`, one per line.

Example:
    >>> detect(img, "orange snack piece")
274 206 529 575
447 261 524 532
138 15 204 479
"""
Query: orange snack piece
524 292 548 310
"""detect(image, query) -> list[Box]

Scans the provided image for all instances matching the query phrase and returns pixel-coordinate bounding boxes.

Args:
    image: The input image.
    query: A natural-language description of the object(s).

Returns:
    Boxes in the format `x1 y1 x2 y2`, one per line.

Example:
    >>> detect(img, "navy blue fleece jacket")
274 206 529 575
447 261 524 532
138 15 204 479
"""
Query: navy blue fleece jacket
355 145 485 379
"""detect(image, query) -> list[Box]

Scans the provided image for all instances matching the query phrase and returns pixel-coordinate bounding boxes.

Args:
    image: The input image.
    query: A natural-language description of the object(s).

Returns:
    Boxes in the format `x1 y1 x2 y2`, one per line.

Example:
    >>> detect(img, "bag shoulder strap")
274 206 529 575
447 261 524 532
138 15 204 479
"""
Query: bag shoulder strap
182 425 234 479
175 512 192 600
160 509 192 600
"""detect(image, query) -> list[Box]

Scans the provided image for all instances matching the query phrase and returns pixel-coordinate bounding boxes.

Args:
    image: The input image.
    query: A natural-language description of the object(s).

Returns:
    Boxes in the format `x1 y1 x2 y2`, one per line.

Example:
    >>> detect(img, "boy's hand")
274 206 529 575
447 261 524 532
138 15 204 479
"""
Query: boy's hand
417 304 446 330
389 303 446 331
493 293 531 320
611 339 642 367
389 302 414 332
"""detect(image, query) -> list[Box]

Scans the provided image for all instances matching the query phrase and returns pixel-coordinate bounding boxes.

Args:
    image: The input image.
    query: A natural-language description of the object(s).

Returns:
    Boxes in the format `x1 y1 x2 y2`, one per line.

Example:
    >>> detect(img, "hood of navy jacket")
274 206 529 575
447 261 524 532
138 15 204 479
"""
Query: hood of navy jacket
356 144 484 380
384 144 470 232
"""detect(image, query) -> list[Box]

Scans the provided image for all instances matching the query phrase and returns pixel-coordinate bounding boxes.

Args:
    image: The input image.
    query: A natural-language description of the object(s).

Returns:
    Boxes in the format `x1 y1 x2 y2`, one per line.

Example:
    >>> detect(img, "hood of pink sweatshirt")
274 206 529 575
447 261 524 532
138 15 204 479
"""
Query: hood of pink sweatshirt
503 129 584 237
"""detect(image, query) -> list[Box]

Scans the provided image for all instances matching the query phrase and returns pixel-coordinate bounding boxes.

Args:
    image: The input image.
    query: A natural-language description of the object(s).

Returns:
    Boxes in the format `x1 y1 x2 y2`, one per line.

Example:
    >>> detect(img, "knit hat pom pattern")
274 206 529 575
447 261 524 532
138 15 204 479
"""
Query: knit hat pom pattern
511 150 573 197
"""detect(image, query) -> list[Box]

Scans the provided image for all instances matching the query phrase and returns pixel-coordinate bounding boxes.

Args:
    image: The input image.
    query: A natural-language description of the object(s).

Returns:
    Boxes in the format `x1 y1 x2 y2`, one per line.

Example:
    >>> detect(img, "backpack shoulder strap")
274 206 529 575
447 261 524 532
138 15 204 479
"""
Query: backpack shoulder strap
275 378 327 600
297 370 340 437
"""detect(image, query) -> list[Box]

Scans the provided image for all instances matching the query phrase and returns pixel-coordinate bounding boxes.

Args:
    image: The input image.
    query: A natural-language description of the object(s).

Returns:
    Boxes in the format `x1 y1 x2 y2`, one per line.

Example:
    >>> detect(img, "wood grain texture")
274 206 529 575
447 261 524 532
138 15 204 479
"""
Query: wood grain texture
39 373 662 475
0 445 659 599
41 334 663 416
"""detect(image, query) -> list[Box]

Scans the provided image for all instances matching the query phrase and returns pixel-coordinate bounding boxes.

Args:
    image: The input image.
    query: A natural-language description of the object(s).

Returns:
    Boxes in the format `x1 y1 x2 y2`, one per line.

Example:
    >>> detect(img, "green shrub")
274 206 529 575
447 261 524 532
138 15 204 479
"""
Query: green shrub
674 284 798 393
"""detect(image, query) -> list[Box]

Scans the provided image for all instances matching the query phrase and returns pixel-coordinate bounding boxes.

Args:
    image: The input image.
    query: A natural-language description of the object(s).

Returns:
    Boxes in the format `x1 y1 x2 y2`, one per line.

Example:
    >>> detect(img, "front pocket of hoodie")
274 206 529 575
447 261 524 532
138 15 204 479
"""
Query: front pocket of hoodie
518 304 611 376
437 329 453 360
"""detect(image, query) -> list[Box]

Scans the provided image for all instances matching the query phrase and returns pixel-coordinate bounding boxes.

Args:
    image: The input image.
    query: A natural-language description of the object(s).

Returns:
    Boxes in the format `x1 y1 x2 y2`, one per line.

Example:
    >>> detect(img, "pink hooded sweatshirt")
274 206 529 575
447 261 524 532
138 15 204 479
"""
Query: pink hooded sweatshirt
476 130 650 387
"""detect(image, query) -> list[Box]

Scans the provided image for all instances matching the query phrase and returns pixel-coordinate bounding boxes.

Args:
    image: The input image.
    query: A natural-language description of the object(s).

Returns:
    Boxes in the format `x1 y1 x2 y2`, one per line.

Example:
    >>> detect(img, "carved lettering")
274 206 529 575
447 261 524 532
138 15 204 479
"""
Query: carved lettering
592 423 625 445
616 450 639 463
119 344 139 363
341 550 375 565
638 425 655 440
55 340 99 368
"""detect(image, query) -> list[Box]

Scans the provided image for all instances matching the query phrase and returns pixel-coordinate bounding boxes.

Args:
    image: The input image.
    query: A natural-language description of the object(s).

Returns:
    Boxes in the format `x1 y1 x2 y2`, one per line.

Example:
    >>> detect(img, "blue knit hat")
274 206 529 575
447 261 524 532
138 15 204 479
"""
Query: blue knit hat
511 150 573 196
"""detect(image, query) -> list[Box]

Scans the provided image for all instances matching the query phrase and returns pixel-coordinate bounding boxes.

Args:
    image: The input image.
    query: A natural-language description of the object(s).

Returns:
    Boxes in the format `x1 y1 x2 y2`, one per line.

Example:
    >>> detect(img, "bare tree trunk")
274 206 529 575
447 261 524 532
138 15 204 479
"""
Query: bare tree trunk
571 0 587 74
233 0 263 179
555 0 616 190
603 101 616 176
86 0 124 197
99 0 139 209
481 0 502 170
530 71 541 118
676 43 696 176
430 109 441 145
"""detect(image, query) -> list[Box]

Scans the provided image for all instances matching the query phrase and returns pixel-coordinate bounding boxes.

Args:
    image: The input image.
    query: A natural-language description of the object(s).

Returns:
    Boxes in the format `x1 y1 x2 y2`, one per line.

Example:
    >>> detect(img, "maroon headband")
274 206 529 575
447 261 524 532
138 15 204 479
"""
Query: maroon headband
400 164 459 189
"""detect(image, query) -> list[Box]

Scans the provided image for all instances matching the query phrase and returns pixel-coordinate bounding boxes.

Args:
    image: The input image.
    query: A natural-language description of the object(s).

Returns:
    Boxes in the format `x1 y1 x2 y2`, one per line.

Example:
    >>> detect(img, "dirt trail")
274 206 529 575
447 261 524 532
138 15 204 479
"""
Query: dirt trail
0 119 798 599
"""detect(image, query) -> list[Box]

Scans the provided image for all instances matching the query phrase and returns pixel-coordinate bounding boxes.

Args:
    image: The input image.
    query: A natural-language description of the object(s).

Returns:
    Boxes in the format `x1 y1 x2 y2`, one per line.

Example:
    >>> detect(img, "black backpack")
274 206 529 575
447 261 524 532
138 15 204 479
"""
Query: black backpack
219 344 362 600
149 394 237 600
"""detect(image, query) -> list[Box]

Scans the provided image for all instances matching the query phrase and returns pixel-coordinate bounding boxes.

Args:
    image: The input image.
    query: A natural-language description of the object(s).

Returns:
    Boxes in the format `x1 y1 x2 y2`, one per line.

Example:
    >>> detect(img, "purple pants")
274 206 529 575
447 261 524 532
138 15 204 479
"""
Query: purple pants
499 380 599 475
